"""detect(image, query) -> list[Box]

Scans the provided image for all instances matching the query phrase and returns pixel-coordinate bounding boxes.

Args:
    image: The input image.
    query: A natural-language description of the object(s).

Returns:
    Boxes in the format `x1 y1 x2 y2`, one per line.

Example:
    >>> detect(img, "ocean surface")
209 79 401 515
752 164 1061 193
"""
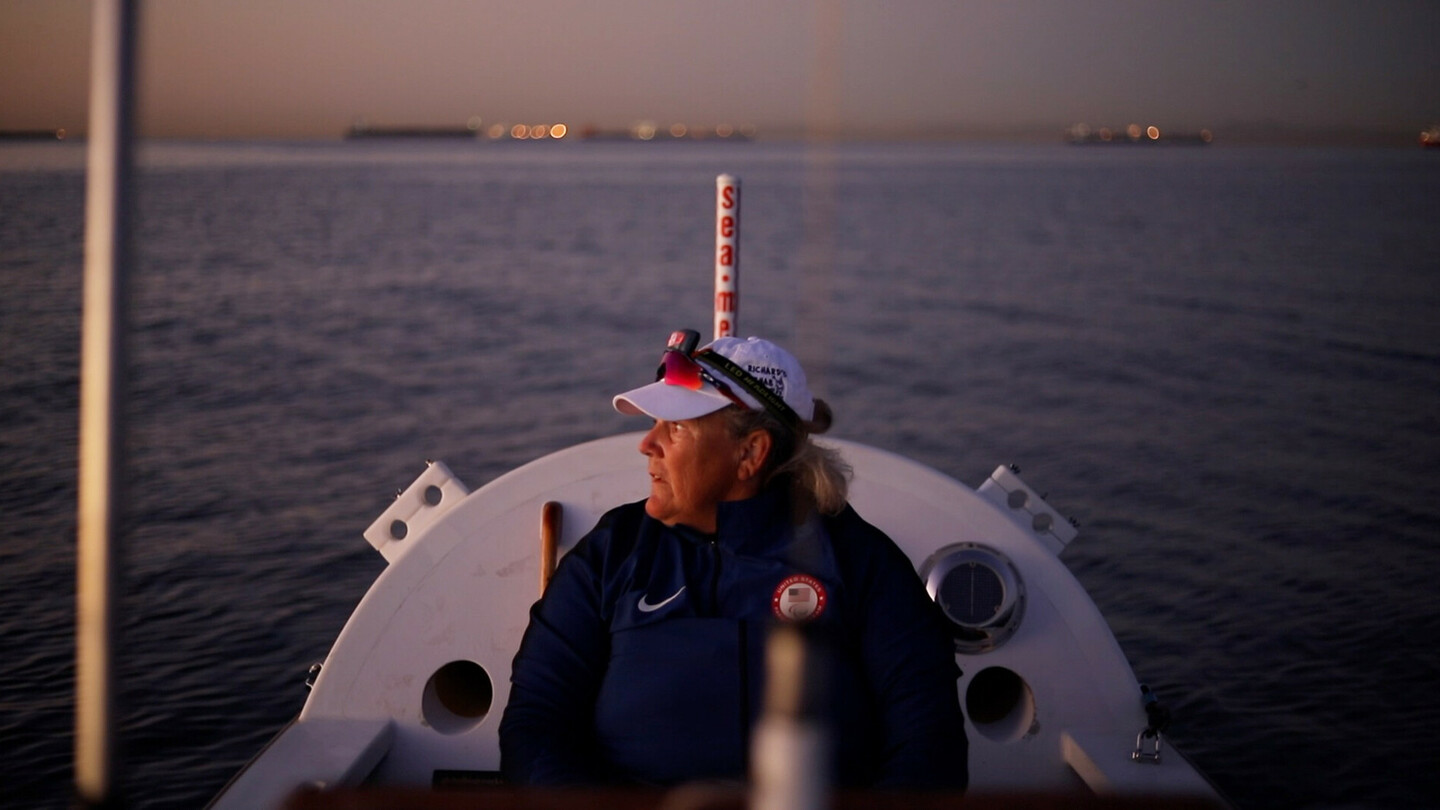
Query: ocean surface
2 139 1437 809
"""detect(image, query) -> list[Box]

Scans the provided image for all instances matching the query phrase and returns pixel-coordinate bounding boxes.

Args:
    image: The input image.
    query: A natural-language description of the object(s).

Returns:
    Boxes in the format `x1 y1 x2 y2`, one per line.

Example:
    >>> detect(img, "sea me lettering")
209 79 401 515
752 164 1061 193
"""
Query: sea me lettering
714 176 740 338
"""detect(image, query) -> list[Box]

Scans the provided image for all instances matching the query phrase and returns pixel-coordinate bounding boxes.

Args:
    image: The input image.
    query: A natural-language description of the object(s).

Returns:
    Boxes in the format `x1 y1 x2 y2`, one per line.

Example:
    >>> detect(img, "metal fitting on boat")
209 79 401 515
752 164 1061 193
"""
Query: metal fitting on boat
1132 729 1163 764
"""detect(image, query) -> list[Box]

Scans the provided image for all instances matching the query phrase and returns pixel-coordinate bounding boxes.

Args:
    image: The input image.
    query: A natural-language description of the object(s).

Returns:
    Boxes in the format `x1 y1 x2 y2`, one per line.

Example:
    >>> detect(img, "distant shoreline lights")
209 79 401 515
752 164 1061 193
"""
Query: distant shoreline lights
1067 122 1214 145
347 117 756 142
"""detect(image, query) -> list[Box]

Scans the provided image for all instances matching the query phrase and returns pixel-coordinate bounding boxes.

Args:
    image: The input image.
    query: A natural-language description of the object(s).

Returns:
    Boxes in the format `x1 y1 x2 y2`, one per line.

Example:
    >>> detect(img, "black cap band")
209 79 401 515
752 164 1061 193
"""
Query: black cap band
695 349 802 429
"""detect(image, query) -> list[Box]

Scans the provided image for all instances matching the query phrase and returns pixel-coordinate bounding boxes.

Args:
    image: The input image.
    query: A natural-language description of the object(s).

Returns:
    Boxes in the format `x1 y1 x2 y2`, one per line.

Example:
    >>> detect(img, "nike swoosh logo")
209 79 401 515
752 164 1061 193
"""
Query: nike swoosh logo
637 586 686 613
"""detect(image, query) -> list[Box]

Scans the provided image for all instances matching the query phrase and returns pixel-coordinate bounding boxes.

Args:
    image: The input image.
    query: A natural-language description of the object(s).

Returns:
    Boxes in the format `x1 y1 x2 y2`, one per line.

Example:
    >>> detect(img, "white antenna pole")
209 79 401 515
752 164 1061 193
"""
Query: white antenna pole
714 174 740 339
77 0 138 804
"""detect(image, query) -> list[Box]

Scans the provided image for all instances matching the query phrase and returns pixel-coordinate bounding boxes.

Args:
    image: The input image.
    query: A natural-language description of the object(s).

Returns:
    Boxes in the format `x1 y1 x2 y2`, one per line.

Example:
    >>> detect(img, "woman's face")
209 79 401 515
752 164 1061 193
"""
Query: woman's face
638 411 751 532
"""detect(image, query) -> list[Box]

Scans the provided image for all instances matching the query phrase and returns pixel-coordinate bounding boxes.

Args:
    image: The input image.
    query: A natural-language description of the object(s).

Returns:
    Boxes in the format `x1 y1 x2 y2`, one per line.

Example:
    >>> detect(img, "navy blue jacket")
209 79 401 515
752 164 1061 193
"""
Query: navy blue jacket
499 482 968 789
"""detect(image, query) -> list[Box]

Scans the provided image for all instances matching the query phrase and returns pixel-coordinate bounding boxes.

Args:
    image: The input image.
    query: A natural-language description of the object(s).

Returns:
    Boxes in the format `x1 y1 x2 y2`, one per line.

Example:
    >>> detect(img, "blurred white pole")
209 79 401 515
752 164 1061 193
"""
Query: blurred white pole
714 174 740 340
750 626 828 810
77 0 138 804
797 0 843 391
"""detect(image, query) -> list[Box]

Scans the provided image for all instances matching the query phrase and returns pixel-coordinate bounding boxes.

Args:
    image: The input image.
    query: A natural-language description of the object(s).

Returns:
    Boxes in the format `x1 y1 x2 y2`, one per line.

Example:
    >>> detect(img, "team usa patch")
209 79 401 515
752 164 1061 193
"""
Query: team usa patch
772 574 827 622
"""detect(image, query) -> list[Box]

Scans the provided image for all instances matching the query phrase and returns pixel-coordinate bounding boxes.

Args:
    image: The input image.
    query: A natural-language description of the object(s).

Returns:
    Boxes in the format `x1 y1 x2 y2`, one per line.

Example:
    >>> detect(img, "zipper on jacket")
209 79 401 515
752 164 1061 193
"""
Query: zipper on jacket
706 535 721 617
739 619 751 771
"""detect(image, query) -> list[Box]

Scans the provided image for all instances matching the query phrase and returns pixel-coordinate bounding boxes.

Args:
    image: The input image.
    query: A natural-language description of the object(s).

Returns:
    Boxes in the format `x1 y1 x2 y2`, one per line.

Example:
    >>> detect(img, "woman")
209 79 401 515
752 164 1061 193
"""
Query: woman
499 330 968 789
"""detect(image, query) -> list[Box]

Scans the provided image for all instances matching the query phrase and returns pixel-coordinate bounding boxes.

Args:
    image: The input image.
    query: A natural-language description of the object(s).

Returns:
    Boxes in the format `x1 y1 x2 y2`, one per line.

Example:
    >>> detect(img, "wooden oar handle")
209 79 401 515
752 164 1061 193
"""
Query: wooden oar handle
540 501 562 594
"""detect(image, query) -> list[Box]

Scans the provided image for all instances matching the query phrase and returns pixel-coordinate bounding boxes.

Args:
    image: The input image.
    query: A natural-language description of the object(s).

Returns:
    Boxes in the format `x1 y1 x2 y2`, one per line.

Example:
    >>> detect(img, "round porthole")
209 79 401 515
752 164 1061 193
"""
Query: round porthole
421 660 493 735
919 543 1025 653
966 666 1036 743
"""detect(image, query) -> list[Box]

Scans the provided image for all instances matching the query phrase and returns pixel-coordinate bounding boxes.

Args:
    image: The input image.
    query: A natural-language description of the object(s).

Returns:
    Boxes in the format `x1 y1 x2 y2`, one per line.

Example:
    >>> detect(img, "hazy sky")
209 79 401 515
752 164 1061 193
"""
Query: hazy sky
3 0 1438 141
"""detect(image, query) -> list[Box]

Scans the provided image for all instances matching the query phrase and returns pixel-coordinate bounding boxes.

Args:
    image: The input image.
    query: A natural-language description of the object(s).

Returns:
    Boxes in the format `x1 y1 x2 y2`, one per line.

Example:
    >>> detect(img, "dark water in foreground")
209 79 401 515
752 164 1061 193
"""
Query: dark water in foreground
2 140 1438 809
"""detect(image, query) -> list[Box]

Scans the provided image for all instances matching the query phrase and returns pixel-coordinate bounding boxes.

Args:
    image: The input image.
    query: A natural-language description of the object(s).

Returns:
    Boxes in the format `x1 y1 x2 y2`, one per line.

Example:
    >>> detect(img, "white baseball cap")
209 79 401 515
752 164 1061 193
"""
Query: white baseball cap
614 333 815 425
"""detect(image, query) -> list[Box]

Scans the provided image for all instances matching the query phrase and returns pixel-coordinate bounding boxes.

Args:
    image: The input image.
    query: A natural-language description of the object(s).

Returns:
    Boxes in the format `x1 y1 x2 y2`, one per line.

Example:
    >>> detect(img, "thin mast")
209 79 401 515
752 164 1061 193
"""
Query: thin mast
714 174 740 339
76 0 138 804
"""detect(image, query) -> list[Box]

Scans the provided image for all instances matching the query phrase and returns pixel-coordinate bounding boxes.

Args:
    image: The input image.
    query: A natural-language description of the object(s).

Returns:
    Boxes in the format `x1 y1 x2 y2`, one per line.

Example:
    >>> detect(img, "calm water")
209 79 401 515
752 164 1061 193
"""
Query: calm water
2 140 1437 809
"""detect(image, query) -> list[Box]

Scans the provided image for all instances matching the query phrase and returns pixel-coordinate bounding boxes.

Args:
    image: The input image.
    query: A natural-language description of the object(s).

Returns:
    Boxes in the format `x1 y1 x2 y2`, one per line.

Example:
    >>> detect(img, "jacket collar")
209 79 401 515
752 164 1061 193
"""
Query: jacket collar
712 480 798 554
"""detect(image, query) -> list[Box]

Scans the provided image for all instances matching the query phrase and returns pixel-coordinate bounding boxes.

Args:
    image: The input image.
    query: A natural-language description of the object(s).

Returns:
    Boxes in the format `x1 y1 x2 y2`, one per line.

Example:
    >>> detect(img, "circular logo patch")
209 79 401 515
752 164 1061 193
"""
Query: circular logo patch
772 574 827 622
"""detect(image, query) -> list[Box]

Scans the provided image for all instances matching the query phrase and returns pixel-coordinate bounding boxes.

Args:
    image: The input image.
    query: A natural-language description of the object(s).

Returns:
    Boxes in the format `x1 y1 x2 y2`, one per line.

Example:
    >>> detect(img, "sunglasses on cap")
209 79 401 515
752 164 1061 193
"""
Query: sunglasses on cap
656 329 801 428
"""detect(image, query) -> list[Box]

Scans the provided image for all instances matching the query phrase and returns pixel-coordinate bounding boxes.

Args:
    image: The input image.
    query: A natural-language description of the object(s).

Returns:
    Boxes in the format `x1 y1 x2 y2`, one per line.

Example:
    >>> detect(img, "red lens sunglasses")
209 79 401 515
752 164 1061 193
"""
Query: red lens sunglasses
655 329 802 428
656 329 753 412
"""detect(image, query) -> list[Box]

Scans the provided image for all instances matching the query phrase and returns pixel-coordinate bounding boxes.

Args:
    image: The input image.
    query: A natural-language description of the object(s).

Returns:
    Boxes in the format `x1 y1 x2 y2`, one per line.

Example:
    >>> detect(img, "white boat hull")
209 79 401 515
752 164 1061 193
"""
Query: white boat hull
211 433 1225 807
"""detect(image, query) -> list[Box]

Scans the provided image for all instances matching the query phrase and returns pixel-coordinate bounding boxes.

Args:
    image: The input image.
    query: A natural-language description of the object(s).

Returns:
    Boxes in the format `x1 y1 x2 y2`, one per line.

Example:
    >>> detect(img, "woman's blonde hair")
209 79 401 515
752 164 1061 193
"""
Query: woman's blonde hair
722 399 851 516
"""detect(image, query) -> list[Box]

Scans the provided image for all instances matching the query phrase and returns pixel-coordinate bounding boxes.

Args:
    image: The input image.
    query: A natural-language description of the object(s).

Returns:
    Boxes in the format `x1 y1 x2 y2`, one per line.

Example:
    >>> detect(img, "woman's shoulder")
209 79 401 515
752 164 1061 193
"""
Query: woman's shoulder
823 502 893 547
593 499 649 529
821 504 916 577
571 499 652 562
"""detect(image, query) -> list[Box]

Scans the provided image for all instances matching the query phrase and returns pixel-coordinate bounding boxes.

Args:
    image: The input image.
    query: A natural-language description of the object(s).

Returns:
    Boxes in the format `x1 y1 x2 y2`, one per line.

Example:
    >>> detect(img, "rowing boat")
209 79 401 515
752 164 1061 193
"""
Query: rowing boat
207 176 1230 810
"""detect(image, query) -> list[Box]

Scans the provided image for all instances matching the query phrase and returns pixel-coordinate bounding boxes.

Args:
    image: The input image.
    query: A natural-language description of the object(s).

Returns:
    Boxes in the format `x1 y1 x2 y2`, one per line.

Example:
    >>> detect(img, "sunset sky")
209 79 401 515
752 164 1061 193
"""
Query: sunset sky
3 0 1438 142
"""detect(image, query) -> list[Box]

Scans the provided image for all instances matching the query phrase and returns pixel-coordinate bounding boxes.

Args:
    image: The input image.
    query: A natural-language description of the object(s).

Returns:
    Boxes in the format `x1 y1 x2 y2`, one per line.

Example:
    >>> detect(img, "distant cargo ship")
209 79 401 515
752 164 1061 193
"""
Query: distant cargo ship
346 124 479 139
342 119 755 142
0 129 68 141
